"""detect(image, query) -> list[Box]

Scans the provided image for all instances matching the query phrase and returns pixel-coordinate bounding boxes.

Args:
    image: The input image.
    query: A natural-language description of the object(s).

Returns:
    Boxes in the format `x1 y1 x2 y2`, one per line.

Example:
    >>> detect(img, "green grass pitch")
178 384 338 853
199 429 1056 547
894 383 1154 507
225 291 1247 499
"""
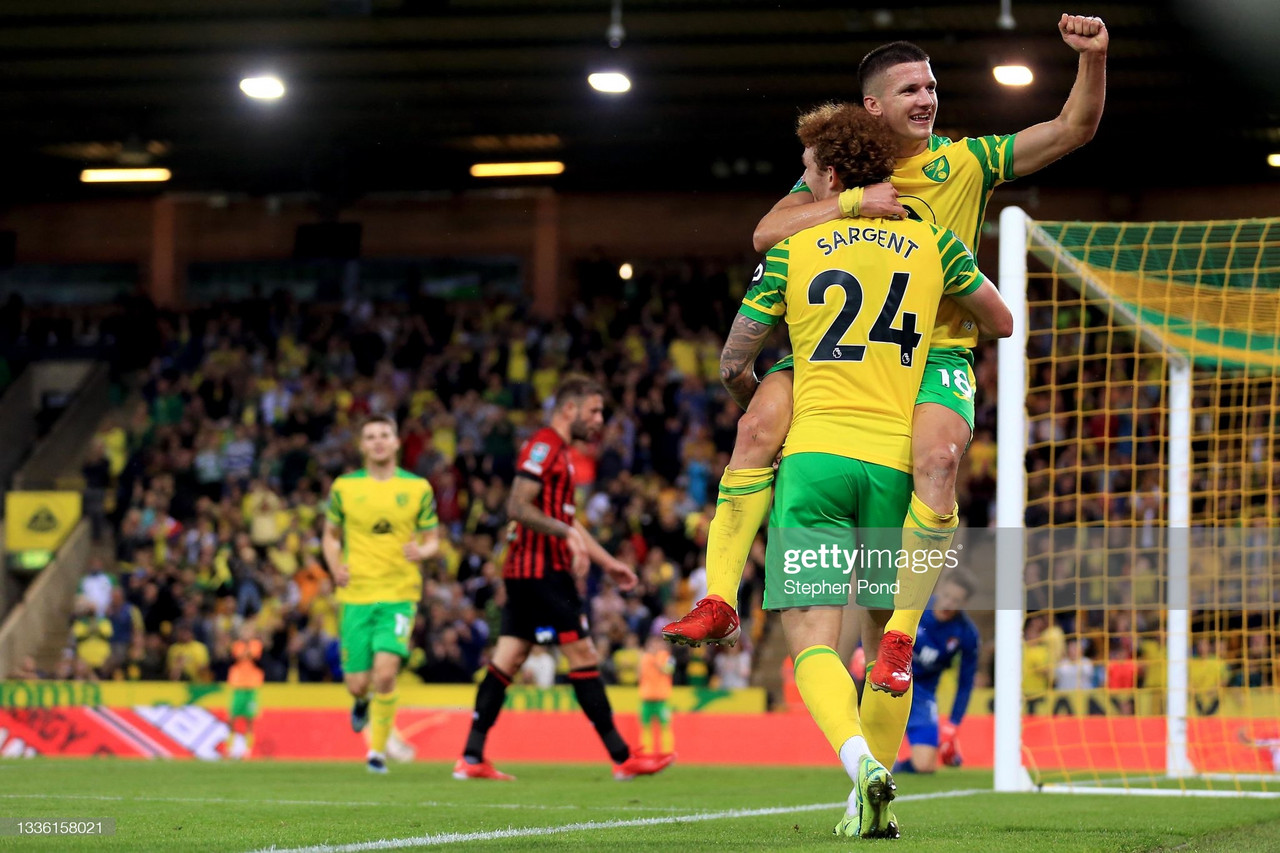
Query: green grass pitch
3 760 1279 852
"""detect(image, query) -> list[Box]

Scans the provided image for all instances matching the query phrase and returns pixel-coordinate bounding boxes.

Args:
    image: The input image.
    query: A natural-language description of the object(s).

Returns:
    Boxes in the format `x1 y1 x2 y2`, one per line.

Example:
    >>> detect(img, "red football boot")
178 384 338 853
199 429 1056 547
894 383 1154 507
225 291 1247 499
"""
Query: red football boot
661 596 740 647
868 630 914 697
452 758 516 781
613 751 675 781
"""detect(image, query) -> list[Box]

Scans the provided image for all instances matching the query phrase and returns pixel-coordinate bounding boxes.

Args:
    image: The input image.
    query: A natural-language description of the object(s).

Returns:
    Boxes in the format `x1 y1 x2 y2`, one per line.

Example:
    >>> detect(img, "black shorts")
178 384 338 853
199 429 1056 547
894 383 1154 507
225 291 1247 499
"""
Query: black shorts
500 573 589 646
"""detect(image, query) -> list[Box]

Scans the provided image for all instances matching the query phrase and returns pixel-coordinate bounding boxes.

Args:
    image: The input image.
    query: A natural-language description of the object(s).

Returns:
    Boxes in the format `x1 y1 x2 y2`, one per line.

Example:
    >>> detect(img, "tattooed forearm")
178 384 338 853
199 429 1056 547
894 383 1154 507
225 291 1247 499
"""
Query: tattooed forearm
506 477 572 537
720 313 773 410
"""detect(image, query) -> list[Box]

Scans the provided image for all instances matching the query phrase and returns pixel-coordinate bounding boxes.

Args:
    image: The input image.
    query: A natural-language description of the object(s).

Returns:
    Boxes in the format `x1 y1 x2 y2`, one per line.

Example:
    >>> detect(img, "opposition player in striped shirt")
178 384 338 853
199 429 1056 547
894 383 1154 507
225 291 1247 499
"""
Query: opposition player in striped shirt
454 375 674 782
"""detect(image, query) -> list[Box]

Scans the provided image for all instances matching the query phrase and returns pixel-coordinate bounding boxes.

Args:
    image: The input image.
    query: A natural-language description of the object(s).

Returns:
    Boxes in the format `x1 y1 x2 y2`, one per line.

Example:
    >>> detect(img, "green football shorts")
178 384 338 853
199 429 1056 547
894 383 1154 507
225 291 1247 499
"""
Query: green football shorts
640 699 672 726
916 347 976 432
763 353 795 377
340 600 415 674
764 452 912 611
229 688 259 721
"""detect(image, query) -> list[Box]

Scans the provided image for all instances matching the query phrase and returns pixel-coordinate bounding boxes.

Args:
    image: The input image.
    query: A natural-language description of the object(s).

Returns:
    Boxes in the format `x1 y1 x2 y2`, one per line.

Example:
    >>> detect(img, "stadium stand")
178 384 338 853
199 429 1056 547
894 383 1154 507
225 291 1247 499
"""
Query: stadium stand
7 262 1265 704
35 265 806 691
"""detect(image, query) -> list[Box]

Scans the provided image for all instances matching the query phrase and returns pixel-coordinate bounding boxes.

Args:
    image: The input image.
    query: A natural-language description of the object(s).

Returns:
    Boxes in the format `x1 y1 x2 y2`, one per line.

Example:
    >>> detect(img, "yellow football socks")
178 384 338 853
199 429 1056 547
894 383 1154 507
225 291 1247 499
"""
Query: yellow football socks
860 670 913 768
640 719 675 755
793 645 862 752
886 493 959 640
660 721 675 755
370 690 398 755
704 467 775 610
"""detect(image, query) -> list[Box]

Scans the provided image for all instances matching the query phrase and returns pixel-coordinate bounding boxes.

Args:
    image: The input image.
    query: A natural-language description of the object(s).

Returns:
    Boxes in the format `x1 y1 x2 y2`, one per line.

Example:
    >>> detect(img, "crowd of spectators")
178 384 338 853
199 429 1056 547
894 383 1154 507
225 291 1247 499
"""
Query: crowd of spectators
1016 278 1280 706
1022 606 1278 716
41 263 840 691
12 262 1273 707
1024 282 1280 531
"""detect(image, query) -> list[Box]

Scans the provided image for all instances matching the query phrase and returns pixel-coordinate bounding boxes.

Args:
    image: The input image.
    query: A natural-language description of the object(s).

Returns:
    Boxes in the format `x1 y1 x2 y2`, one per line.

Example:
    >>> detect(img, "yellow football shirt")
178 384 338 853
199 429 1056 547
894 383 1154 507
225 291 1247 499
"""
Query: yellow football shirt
1022 642 1052 695
166 640 210 681
325 468 438 604
892 134 1016 350
1189 655 1226 693
792 133 1014 352
739 219 985 473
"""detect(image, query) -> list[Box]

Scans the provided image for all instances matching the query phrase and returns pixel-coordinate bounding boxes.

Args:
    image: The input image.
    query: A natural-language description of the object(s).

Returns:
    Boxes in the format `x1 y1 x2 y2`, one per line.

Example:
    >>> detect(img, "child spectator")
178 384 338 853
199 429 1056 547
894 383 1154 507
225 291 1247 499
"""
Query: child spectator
638 633 675 758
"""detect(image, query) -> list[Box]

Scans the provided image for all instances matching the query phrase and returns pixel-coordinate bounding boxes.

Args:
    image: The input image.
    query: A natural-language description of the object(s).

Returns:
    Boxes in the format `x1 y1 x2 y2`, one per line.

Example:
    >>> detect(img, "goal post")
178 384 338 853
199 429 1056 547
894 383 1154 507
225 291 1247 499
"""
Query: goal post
994 207 1280 796
994 205 1032 793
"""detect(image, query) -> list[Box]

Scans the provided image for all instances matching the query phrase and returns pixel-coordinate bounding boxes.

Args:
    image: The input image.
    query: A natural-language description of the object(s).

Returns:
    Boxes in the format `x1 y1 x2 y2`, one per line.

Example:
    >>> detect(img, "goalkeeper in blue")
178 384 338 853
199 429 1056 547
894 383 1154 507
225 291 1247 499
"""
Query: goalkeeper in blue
893 570 979 774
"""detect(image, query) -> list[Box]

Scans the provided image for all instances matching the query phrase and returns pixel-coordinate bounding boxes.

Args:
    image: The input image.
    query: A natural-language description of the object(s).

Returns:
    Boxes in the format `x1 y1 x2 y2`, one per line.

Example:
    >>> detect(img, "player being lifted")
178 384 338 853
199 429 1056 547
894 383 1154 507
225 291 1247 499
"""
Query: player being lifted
454 376 674 782
323 414 440 774
893 571 980 775
719 102 1011 837
666 12 1107 694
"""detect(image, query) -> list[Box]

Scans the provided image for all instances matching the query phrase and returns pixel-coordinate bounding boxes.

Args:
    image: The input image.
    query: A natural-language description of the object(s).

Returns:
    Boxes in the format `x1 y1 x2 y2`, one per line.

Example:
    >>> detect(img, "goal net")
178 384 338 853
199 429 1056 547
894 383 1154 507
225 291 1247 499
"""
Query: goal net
994 209 1280 796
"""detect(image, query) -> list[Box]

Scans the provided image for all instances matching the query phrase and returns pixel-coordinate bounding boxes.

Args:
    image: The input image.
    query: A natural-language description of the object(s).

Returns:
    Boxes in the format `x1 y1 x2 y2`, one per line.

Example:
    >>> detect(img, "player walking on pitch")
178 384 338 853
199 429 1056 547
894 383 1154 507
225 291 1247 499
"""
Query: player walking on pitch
454 375 674 782
719 103 1011 837
323 414 440 774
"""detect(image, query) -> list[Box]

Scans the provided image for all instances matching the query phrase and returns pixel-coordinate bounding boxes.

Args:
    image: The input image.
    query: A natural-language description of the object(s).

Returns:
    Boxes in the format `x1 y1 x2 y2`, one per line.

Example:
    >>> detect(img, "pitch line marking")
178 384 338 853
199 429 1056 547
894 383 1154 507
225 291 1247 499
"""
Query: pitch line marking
246 788 984 852
0 792 709 812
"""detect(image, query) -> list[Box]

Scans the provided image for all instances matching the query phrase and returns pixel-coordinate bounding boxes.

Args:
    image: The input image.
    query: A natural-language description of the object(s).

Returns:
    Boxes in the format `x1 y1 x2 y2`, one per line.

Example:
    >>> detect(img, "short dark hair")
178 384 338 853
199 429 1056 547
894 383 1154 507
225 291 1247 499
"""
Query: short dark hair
796 102 897 188
359 413 398 434
940 568 976 599
553 374 605 411
858 41 930 98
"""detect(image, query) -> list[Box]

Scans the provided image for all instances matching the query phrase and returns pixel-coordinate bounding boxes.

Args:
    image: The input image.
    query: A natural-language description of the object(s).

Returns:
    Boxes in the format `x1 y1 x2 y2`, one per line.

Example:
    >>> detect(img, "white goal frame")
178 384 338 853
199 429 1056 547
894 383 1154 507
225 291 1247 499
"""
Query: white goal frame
993 206 1201 795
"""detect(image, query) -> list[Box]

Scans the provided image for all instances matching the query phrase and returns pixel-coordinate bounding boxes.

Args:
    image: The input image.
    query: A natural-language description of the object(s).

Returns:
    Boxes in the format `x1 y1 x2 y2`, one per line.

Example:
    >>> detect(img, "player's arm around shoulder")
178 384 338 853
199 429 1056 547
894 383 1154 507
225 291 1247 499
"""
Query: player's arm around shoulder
932 225 1013 340
1009 14 1108 177
754 188 829 253
752 183 906 253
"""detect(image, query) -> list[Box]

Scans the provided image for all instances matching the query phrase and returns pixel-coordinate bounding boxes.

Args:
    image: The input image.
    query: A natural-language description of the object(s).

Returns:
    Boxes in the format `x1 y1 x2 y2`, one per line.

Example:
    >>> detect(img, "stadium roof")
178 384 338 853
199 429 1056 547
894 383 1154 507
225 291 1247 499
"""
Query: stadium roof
2 0 1278 201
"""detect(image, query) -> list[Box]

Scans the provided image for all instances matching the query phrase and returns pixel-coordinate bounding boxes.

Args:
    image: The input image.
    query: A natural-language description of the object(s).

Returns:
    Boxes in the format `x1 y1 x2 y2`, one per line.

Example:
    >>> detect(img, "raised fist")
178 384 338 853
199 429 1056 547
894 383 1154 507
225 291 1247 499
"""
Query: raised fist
1059 14 1108 55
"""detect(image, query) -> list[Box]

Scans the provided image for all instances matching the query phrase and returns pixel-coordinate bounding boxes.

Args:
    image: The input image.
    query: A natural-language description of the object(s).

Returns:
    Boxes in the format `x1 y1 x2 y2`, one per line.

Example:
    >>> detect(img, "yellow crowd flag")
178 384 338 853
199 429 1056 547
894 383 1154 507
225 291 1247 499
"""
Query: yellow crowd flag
5 491 82 552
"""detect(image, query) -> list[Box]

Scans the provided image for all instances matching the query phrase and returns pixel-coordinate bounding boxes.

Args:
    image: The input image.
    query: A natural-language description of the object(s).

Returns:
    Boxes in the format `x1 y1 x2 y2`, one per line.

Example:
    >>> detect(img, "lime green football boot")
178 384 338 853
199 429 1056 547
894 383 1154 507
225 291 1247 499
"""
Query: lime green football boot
858 755 897 838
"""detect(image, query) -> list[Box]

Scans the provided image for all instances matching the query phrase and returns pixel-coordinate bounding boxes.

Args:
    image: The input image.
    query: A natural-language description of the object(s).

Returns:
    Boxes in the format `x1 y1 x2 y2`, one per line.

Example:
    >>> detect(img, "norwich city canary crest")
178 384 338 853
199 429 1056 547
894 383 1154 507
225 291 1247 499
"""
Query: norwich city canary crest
923 155 950 183
27 507 58 533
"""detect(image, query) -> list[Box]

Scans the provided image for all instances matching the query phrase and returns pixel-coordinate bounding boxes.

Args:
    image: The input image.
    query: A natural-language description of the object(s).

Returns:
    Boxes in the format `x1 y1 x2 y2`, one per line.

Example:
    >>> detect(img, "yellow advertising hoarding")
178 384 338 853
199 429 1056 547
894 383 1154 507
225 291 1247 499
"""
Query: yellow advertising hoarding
0 680 767 714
